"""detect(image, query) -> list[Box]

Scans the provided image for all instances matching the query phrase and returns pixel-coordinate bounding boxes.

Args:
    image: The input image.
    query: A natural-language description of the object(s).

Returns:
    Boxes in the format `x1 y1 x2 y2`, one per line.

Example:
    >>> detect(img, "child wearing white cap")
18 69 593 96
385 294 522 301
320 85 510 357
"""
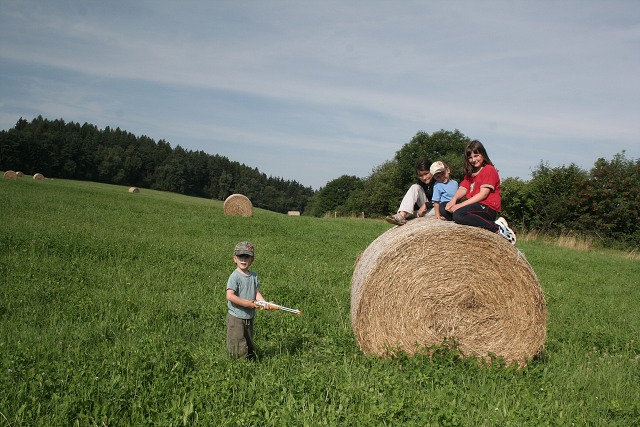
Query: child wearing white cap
430 161 459 221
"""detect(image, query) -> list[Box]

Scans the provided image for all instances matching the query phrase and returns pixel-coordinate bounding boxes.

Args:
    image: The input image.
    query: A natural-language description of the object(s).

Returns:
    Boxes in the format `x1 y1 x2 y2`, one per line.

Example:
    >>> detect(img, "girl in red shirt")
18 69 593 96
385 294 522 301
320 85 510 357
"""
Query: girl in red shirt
445 140 516 244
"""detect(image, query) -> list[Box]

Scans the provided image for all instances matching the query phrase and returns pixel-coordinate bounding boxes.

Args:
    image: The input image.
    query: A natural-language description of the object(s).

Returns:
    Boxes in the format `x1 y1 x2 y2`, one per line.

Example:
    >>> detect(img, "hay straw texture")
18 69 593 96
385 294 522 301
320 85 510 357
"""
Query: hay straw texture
33 173 45 180
223 194 253 217
351 218 546 365
128 187 140 193
3 170 17 180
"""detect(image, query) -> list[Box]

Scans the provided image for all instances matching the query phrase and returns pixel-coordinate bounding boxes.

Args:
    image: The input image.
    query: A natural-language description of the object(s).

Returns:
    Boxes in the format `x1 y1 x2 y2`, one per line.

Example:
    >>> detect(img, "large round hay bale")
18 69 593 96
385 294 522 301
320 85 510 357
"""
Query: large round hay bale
33 173 45 181
224 194 253 217
128 187 140 193
16 171 24 177
3 170 17 180
351 218 546 365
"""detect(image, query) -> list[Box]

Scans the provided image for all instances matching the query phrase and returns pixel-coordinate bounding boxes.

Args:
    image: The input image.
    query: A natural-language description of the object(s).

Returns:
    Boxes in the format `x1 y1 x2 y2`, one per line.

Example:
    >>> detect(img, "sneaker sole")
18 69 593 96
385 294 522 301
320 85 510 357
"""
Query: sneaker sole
496 217 516 244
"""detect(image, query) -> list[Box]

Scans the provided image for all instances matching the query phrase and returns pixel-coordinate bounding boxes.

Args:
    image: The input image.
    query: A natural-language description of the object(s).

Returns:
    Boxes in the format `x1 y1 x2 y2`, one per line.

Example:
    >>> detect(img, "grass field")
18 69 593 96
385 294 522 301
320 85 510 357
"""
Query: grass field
1 177 638 426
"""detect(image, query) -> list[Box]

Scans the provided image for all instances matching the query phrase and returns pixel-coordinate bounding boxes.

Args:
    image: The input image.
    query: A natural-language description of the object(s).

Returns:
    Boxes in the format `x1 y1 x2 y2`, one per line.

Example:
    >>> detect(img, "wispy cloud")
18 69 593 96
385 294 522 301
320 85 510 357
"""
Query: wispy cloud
1 0 638 188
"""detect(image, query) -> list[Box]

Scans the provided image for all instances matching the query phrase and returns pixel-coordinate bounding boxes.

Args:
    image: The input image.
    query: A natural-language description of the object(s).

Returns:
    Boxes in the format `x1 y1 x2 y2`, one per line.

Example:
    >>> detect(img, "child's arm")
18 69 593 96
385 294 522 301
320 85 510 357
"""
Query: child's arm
417 202 427 217
226 289 258 309
459 187 491 206
446 186 467 212
254 290 275 310
433 202 441 220
449 187 490 212
255 291 268 304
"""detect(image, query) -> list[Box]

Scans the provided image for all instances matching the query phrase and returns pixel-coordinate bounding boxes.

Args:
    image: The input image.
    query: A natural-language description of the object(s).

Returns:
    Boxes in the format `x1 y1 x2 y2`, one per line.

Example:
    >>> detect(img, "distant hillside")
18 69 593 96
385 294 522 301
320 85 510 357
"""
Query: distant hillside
0 116 314 213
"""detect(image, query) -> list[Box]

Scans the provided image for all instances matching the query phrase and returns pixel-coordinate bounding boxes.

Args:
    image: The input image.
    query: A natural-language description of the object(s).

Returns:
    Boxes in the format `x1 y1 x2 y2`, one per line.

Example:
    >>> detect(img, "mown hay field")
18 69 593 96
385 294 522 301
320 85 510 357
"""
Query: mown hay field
1 178 638 426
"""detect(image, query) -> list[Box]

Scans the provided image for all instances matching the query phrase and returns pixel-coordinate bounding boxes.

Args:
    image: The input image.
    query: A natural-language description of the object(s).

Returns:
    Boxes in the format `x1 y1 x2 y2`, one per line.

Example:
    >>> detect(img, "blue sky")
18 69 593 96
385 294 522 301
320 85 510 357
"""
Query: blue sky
1 0 638 189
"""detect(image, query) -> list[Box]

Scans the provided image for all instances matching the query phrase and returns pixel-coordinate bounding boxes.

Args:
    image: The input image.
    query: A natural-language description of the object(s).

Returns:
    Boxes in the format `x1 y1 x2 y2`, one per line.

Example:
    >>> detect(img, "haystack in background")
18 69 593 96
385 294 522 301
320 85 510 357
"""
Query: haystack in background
128 187 140 193
16 171 24 177
3 170 17 180
224 194 253 217
351 218 546 365
33 173 45 181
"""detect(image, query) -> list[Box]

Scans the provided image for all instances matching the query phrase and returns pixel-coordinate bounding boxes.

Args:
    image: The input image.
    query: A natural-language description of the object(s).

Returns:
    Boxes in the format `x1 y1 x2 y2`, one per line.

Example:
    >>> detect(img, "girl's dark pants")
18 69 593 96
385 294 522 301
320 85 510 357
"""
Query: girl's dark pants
452 203 499 232
438 203 454 221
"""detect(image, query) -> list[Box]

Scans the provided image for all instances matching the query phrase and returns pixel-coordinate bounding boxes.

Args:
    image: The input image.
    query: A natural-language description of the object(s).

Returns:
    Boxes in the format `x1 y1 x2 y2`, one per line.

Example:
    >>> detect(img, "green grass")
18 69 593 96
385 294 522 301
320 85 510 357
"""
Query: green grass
1 178 639 426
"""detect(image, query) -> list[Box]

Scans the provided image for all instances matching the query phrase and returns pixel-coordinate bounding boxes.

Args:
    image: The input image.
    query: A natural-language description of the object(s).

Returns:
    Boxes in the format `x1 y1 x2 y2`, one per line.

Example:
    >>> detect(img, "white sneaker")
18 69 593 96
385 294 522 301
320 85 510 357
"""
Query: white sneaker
495 217 516 245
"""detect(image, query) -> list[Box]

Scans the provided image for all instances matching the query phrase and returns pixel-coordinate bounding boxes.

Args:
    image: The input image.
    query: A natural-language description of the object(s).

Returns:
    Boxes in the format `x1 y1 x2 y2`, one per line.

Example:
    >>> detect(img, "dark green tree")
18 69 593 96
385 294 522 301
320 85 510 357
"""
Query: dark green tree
500 177 536 230
392 129 470 188
306 175 363 216
217 171 233 200
354 161 401 216
97 145 126 184
571 152 640 247
527 162 588 233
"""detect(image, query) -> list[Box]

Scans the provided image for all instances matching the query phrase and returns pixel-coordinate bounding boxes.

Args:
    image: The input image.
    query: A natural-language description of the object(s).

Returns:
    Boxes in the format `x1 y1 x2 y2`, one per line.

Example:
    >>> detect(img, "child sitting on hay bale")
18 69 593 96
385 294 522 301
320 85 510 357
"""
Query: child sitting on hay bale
445 140 516 244
430 161 458 221
385 159 436 226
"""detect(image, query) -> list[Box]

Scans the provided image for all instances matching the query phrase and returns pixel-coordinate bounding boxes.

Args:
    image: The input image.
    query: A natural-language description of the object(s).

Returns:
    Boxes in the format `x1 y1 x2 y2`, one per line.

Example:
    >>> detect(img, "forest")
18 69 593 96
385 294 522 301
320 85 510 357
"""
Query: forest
1 117 638 249
0 117 313 213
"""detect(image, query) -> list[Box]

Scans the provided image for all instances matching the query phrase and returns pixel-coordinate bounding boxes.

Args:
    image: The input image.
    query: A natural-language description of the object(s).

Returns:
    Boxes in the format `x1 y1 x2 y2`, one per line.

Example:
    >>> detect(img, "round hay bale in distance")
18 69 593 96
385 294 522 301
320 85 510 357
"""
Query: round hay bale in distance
3 170 17 180
16 171 24 177
224 194 253 217
33 173 45 181
128 187 140 193
351 219 546 365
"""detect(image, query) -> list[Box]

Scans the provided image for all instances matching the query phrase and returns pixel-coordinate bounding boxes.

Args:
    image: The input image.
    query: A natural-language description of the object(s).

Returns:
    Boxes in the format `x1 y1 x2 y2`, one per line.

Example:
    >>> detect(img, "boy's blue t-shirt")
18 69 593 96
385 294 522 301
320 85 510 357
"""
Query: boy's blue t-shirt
226 269 259 319
432 180 459 203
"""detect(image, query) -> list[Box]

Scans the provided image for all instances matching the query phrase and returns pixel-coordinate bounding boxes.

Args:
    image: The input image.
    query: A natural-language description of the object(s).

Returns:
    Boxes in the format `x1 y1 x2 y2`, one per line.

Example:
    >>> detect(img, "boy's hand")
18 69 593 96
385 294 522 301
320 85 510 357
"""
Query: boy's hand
254 300 274 310
251 299 302 315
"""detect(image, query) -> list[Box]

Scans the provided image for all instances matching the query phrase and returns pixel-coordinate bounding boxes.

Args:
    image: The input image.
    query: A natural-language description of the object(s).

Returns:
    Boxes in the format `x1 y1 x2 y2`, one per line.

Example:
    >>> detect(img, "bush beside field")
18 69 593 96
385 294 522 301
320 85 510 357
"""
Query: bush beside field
1 178 638 426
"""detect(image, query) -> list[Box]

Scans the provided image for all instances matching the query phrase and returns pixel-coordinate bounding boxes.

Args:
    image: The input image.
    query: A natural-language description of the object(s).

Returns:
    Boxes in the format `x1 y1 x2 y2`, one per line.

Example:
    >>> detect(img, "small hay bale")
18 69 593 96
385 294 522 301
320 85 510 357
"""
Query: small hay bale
128 187 140 193
224 194 253 217
3 170 17 180
16 171 24 177
351 218 546 365
33 173 45 181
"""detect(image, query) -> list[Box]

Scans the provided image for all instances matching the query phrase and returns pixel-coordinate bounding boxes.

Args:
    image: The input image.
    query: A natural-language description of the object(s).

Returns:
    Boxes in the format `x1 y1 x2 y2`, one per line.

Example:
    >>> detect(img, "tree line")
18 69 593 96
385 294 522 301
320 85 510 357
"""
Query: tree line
306 130 639 249
2 117 637 249
0 116 313 213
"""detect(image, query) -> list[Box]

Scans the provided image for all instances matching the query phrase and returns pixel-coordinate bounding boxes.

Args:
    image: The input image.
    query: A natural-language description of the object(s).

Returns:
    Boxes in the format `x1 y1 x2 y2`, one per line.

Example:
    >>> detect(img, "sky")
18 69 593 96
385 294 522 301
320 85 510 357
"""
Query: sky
1 0 638 189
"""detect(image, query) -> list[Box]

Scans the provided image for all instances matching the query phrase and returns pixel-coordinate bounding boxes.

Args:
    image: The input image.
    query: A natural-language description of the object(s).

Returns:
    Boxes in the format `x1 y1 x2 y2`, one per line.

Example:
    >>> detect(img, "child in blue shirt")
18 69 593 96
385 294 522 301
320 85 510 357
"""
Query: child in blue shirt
430 161 459 221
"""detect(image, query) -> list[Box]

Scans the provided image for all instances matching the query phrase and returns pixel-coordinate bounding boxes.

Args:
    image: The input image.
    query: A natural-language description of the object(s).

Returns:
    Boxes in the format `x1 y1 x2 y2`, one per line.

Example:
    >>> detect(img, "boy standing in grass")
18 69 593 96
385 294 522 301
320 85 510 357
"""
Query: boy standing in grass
225 241 272 360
